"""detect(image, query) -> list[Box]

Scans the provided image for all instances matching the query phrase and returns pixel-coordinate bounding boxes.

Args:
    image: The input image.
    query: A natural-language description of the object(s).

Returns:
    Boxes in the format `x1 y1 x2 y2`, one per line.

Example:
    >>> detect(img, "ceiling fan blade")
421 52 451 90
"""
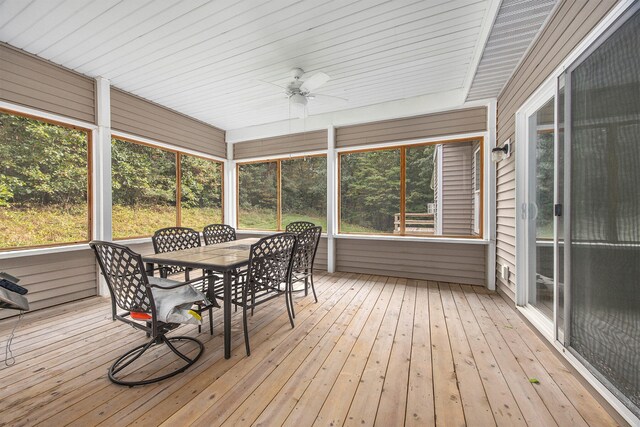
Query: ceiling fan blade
300 72 330 93
312 93 349 102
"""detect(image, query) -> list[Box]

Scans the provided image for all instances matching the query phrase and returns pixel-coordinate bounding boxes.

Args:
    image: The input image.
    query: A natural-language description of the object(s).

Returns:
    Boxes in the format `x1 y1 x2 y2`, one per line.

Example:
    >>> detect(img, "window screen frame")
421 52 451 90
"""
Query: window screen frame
337 136 484 239
111 134 224 240
235 153 328 232
0 107 94 251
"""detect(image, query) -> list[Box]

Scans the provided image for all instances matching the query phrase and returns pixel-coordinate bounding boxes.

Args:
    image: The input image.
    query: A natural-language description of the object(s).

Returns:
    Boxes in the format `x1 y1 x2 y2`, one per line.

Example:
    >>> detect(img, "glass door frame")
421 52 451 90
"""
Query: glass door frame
513 2 639 423
515 79 559 341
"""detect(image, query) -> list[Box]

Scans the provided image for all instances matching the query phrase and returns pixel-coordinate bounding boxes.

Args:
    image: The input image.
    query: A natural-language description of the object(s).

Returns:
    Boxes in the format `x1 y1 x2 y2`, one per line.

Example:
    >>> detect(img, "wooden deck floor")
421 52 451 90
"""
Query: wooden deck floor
0 272 625 426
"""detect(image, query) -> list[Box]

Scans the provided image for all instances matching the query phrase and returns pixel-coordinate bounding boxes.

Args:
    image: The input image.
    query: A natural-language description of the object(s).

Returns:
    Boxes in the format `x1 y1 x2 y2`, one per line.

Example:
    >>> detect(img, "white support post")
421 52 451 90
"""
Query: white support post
224 142 235 227
326 126 336 273
94 77 112 296
486 100 497 291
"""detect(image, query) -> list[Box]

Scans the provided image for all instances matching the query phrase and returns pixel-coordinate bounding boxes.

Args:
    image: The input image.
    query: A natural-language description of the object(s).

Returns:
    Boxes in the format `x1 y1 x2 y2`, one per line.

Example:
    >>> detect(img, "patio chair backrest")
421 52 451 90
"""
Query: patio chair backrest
285 221 315 234
293 226 322 272
247 233 297 289
203 224 236 245
152 227 201 276
90 241 153 314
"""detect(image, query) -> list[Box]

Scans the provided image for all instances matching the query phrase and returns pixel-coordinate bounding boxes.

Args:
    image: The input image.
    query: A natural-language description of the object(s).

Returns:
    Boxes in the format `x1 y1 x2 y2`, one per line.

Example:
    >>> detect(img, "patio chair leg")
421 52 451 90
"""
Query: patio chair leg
304 274 309 296
243 305 250 356
111 337 156 376
285 291 295 328
310 274 318 303
251 290 255 317
108 335 204 387
208 307 214 335
289 285 296 319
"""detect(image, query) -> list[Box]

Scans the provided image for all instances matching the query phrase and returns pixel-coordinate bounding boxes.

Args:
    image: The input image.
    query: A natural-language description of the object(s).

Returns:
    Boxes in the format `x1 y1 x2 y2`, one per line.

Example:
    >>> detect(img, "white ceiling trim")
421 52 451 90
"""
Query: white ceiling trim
461 0 502 101
225 89 493 143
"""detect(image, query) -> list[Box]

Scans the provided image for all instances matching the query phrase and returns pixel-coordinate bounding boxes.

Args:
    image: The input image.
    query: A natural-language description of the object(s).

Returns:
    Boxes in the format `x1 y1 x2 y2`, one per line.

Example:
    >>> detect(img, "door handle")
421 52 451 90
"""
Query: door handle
529 203 539 220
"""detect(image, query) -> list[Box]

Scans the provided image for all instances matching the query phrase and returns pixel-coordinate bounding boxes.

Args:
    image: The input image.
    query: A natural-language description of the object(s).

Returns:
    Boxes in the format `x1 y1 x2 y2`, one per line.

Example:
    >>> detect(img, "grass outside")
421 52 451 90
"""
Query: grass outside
0 205 89 248
0 205 225 248
112 205 223 239
1 205 382 249
238 208 378 233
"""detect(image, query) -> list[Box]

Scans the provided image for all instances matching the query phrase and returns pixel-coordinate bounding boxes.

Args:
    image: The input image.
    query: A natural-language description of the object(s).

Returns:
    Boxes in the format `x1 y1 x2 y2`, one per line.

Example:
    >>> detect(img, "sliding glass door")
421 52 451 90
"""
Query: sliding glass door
522 96 556 329
564 6 640 415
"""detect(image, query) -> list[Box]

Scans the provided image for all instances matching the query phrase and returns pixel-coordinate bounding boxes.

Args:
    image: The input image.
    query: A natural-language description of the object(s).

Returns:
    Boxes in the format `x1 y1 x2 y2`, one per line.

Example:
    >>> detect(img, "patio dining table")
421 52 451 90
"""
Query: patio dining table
142 237 260 359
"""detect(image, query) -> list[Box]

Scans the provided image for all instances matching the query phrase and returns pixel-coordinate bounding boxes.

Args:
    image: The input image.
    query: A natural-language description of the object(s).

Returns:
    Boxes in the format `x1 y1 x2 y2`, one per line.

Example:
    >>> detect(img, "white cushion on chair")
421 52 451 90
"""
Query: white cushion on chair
147 277 208 325
147 276 182 288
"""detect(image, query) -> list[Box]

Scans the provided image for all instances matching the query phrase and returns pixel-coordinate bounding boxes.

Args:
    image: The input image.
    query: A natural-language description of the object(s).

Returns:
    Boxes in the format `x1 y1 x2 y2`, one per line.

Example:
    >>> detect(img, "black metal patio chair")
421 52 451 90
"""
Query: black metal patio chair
289 226 322 310
152 227 201 280
212 233 297 356
202 223 242 310
285 221 315 234
152 226 218 332
202 223 236 245
90 240 207 386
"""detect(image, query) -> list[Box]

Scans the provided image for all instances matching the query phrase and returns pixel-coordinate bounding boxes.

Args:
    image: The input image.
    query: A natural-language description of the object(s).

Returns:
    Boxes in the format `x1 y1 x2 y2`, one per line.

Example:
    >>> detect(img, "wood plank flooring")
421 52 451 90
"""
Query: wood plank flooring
0 272 626 426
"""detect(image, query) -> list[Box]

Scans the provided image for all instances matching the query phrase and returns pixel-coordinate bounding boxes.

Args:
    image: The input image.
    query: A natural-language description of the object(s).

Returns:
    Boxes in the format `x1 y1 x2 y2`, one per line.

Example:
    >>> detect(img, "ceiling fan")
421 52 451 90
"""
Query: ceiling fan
257 68 347 119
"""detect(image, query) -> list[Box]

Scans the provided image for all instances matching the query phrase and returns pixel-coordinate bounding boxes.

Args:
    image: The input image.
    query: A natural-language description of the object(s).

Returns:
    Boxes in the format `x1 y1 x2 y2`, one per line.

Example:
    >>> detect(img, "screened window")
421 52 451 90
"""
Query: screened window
339 138 483 237
0 111 91 249
282 156 327 230
237 156 327 231
112 138 223 239
237 161 278 230
112 138 177 239
180 154 223 230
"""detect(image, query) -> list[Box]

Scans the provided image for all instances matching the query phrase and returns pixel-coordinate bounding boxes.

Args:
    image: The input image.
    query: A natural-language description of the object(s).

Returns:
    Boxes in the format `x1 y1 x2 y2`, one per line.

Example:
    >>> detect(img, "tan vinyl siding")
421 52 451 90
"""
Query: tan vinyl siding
0 43 95 123
111 88 226 157
495 0 617 301
233 130 327 160
335 239 485 286
441 142 474 236
335 107 487 148
0 250 96 319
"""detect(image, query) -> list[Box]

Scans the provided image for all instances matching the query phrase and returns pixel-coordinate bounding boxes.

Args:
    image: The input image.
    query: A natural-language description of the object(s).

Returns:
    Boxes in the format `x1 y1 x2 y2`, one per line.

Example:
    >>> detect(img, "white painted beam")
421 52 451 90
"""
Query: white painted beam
486 99 497 291
226 90 466 143
326 126 336 273
94 76 112 296
224 141 236 228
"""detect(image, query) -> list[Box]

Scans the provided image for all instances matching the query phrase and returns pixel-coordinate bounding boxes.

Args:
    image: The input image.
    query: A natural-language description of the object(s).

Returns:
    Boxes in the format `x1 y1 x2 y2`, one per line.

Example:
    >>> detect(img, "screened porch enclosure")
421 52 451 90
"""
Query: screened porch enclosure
1 0 639 425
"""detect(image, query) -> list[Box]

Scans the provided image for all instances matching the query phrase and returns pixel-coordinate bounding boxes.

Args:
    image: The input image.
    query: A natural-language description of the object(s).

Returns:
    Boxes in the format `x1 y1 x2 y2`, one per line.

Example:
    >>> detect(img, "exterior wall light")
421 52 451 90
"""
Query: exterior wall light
491 139 511 162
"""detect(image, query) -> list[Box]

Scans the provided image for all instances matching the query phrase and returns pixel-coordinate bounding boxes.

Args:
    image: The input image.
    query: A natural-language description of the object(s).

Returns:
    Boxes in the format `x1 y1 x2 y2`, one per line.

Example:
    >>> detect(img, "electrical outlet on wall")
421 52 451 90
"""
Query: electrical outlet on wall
500 264 510 280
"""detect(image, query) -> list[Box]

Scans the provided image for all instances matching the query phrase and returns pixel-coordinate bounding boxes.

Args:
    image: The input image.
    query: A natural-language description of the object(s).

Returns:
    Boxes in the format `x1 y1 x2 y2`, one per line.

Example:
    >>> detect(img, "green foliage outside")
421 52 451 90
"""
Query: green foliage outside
0 113 226 248
180 154 223 230
0 112 89 247
340 146 435 233
406 145 435 214
111 138 176 239
238 162 277 230
111 139 224 238
340 149 401 233
238 157 330 231
282 156 326 223
536 132 555 239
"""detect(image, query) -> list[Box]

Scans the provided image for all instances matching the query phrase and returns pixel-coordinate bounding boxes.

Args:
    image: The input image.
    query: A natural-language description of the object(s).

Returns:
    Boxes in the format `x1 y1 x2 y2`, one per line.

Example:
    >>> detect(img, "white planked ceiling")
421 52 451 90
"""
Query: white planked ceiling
0 0 508 130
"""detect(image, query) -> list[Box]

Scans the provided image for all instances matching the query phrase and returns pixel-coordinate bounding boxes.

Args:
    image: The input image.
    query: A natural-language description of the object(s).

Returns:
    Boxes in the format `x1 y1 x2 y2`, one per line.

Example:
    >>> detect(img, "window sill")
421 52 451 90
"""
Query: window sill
0 243 91 260
113 237 153 245
334 233 489 245
236 230 329 238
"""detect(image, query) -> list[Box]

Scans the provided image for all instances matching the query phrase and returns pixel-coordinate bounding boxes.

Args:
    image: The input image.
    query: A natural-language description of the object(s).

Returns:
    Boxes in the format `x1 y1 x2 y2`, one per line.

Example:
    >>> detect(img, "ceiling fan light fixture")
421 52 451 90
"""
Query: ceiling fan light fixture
289 93 308 106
